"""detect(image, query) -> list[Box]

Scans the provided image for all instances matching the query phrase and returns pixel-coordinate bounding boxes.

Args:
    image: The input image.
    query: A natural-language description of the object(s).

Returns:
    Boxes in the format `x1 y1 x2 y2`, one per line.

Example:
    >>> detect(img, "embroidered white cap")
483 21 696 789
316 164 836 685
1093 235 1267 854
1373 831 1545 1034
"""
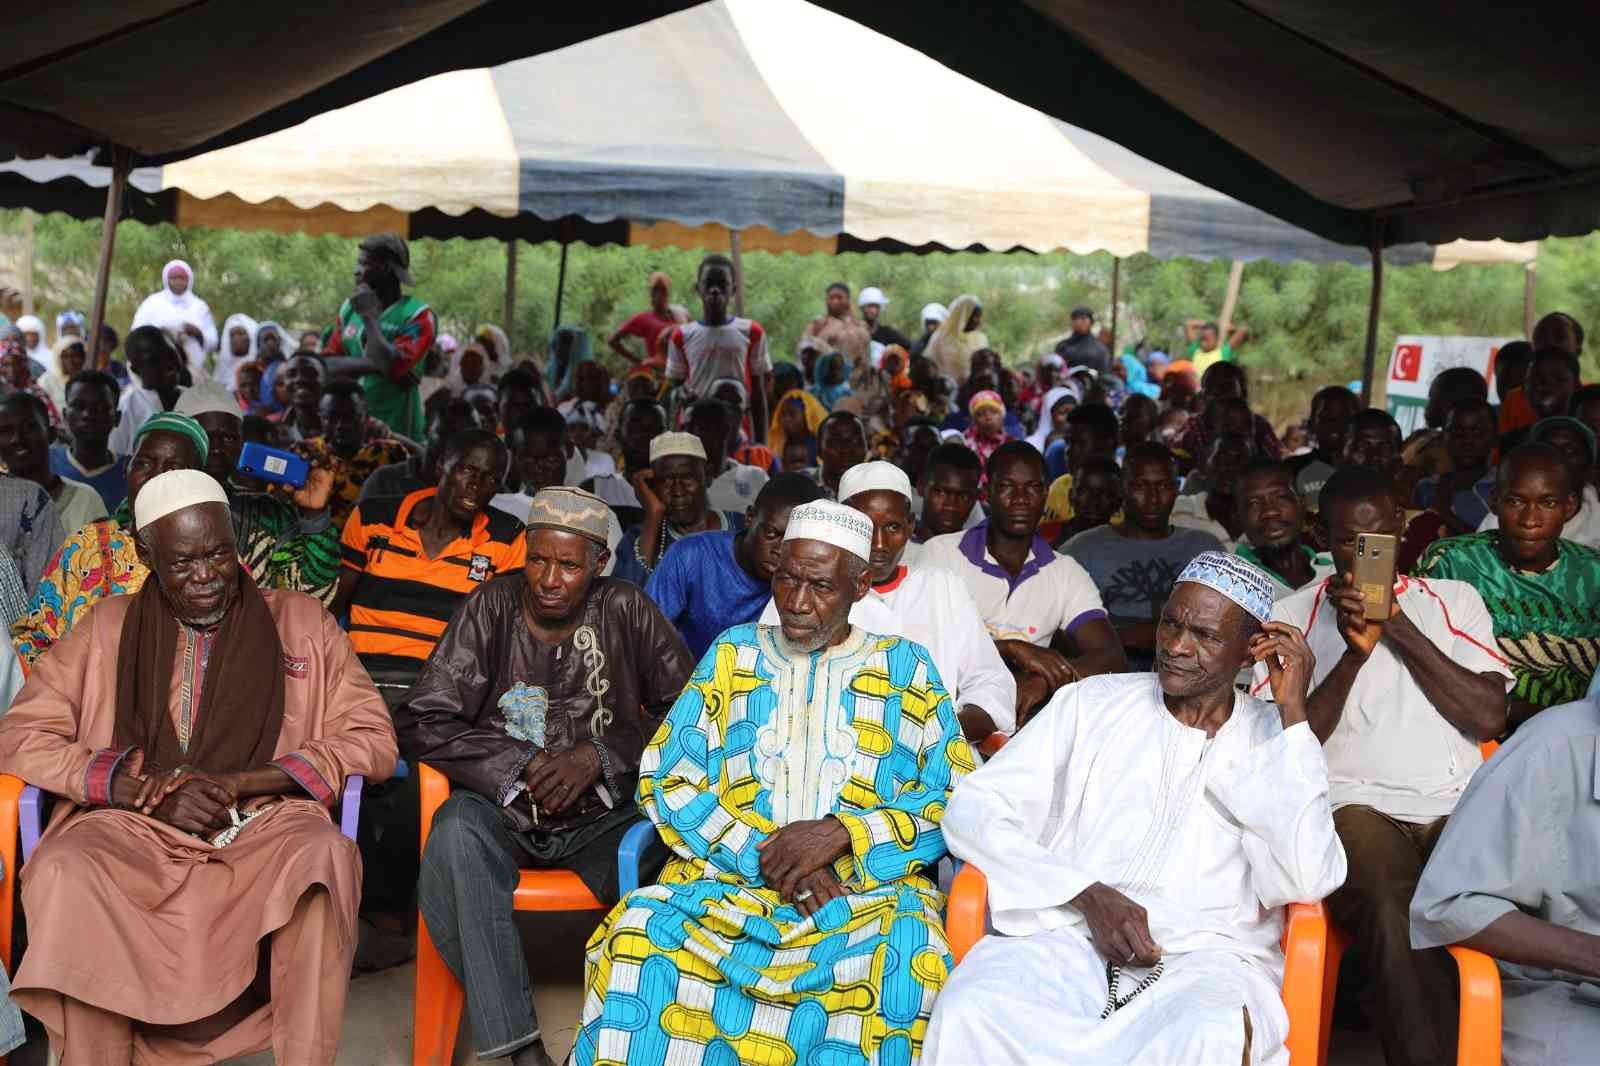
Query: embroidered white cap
135 469 230 531
838 461 913 506
782 500 873 562
648 431 706 464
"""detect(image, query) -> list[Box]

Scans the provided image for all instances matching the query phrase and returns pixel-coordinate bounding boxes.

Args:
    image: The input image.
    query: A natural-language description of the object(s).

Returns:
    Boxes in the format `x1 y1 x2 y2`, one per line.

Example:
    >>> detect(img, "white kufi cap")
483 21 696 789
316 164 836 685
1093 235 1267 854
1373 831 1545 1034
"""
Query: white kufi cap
921 302 949 323
174 381 243 421
858 286 888 308
135 469 230 531
782 500 873 562
838 461 913 506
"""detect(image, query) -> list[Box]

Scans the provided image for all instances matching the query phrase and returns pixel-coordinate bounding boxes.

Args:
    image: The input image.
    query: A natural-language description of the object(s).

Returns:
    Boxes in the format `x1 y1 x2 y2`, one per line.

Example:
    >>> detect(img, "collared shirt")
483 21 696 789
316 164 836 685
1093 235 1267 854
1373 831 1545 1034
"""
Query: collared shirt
1251 574 1513 822
1235 541 1337 601
648 530 768 660
340 487 527 668
917 522 1105 646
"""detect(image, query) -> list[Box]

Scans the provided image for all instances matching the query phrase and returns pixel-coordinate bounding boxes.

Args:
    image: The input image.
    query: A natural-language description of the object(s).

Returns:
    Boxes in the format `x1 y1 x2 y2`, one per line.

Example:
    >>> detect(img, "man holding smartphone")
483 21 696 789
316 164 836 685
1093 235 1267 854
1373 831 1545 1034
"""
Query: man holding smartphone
1248 465 1511 1066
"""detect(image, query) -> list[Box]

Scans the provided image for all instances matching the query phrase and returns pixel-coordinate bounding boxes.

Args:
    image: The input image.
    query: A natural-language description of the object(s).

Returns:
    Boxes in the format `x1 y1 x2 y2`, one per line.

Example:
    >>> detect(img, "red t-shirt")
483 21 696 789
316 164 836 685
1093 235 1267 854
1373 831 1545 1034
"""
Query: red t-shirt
616 310 678 368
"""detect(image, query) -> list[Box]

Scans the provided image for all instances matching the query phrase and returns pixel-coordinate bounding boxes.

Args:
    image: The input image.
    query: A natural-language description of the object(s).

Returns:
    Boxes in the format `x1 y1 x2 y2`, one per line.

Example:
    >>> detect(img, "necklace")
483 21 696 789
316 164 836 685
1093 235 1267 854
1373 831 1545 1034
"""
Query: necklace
1099 958 1164 1020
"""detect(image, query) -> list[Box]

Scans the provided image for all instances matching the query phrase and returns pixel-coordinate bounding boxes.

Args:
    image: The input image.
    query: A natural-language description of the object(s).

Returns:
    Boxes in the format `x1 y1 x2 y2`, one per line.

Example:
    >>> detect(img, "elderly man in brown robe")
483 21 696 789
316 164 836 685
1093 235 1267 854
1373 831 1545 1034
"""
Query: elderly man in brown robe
398 485 693 1066
0 469 397 1065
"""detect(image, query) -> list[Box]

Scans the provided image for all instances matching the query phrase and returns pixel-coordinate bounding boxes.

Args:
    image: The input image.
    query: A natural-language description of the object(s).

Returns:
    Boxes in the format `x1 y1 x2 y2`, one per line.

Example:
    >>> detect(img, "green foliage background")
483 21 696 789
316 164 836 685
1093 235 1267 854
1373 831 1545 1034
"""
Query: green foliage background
5 209 1595 428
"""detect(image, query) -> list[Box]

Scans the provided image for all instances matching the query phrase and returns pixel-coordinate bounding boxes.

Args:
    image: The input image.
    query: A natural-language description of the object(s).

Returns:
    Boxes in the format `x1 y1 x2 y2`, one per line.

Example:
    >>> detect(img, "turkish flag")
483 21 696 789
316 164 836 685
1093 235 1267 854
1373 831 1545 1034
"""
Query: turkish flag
1391 343 1423 382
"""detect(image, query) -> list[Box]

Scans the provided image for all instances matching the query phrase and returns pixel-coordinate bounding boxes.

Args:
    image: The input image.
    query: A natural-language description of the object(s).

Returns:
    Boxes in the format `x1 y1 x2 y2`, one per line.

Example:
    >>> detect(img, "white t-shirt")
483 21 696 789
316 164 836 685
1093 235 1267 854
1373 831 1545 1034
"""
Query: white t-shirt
1250 574 1513 823
110 385 185 457
709 459 768 515
760 563 1017 732
1171 492 1237 550
1479 483 1600 549
665 319 772 400
53 477 108 535
917 524 1105 647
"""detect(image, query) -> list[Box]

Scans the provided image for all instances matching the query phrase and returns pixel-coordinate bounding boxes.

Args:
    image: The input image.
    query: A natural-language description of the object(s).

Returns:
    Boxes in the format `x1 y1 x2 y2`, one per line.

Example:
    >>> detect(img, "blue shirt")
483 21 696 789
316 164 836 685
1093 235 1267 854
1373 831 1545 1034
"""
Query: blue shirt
645 530 767 660
1414 470 1495 532
48 444 129 513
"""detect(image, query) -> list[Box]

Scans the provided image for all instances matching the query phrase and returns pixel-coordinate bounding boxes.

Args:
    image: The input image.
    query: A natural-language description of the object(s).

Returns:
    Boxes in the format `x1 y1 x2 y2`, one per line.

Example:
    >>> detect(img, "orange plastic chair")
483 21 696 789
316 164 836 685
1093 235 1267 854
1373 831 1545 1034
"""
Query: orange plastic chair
412 763 609 1066
0 773 20 1066
945 863 1330 1066
1317 737 1503 1066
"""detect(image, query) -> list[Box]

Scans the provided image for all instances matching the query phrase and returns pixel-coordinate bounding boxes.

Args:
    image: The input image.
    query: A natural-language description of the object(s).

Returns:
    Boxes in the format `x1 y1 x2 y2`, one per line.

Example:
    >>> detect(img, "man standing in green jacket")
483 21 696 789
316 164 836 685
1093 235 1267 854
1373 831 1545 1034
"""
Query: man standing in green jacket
324 233 437 441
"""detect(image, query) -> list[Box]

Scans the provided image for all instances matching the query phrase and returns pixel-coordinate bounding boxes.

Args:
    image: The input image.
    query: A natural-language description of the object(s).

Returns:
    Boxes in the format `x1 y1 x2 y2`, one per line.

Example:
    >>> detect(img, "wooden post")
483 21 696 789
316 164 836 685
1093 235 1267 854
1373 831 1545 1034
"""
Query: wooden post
1218 259 1245 337
90 146 132 370
1108 256 1121 352
20 210 34 316
729 228 746 318
504 239 519 342
1360 238 1385 406
552 239 569 326
1523 261 1537 338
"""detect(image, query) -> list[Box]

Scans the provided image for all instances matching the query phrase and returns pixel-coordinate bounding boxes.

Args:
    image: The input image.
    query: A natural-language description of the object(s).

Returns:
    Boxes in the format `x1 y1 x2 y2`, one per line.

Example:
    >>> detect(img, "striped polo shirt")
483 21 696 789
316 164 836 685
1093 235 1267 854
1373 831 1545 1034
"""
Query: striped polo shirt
341 487 526 670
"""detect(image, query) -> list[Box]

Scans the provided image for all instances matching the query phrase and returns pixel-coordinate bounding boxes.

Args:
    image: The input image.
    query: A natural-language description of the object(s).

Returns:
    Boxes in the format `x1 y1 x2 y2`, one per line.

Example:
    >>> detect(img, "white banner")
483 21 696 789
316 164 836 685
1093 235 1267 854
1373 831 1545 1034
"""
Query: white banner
1385 334 1518 434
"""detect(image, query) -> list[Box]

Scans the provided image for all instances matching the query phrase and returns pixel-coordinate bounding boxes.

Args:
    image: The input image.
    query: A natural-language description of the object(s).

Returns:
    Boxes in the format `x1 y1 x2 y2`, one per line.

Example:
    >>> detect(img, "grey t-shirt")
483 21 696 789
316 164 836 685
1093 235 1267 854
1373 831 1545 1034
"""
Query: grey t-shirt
1062 524 1224 668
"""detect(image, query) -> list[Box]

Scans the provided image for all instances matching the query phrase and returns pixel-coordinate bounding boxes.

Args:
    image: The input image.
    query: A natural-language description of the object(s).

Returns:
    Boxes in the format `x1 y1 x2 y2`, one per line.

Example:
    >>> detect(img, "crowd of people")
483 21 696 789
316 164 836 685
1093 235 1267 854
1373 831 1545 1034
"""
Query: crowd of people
0 237 1595 1066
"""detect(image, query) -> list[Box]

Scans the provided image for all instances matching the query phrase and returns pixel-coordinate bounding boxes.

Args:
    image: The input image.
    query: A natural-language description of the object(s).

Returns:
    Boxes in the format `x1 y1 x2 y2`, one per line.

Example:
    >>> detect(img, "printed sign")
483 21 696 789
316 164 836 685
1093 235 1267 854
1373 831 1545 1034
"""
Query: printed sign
1384 334 1518 435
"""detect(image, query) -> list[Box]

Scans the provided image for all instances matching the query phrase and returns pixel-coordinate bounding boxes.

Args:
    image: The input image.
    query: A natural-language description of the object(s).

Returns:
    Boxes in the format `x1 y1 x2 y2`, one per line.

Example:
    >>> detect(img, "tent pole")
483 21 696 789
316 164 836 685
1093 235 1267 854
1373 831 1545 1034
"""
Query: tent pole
730 229 746 318
553 239 569 326
1523 261 1537 338
90 146 132 371
1108 256 1121 351
20 211 34 316
1360 237 1385 406
504 239 518 342
1219 260 1244 337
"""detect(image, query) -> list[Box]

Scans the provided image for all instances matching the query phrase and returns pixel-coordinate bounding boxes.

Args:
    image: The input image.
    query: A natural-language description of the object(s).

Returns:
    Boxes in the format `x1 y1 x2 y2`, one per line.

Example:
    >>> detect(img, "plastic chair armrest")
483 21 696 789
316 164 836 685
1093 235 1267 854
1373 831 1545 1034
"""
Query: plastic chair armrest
0 774 24 973
17 785 42 865
338 776 364 841
1281 902 1328 1066
1447 945 1502 1066
417 764 452 855
946 862 989 966
617 820 658 895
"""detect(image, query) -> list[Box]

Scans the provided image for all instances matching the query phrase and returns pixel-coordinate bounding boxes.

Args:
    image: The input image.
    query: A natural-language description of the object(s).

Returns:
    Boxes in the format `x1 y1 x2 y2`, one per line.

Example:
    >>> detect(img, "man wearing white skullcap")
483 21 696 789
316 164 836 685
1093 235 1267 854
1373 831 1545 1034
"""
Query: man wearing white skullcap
858 286 912 351
0 468 396 1065
612 429 746 586
579 500 974 1066
761 460 1016 741
927 552 1346 1066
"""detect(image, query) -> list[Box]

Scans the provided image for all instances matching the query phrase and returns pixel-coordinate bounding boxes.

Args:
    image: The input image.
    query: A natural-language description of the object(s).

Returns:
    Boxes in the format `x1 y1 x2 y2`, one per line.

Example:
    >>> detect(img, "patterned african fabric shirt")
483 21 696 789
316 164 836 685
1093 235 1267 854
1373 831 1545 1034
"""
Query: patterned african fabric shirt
292 435 413 528
1419 531 1600 712
10 498 341 668
576 623 973 1066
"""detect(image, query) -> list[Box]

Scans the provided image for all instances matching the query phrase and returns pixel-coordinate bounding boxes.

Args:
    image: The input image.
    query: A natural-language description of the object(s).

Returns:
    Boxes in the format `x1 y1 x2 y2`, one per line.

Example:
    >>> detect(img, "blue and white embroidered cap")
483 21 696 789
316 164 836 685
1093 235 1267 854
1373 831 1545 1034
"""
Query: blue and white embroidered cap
1175 550 1275 624
782 500 873 562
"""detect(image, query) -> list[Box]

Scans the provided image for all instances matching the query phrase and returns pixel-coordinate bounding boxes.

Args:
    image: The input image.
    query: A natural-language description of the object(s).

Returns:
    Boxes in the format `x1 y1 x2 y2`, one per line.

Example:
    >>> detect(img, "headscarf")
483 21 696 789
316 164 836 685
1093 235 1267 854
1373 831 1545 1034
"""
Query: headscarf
545 325 593 399
810 351 853 410
213 313 259 389
880 344 913 391
130 260 218 372
1120 353 1162 400
257 359 287 414
36 336 87 410
963 390 1012 468
255 320 289 363
925 294 988 380
769 388 829 459
13 314 52 375
1025 384 1081 451
55 309 87 342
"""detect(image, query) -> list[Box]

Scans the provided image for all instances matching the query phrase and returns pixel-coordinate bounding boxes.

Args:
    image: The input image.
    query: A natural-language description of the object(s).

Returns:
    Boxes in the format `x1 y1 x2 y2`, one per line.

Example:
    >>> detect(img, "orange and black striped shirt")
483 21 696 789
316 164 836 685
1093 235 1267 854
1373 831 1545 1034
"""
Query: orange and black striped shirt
341 488 526 670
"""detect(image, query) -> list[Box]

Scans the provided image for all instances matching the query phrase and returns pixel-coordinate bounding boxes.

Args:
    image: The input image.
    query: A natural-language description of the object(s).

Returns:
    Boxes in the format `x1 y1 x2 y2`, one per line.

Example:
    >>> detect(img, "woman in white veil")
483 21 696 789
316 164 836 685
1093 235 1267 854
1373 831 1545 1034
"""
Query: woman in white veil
131 260 218 380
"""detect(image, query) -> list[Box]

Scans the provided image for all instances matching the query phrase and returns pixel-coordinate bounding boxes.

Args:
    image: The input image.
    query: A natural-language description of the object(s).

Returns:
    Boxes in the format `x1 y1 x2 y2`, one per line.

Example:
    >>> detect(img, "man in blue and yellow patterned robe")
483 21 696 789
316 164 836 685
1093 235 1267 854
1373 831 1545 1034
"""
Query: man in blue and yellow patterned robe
575 500 974 1066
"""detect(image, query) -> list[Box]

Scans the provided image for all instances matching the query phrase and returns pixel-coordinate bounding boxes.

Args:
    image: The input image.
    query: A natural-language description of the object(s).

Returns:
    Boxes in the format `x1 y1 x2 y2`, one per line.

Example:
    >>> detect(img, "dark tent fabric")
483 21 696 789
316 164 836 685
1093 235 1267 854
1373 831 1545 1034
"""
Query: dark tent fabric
0 1 696 161
815 0 1600 249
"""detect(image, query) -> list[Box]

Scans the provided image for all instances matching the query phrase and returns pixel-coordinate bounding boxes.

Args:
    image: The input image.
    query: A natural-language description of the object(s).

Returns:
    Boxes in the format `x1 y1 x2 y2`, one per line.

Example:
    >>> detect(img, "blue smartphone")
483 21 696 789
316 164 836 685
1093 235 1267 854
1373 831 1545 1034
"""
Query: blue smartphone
237 442 310 489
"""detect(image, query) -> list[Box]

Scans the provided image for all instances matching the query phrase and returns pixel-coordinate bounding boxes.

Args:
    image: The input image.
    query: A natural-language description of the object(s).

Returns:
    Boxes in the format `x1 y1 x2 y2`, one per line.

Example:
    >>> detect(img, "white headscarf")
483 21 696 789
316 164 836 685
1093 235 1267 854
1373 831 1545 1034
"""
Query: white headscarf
925 294 987 381
1025 384 1081 452
131 259 219 377
213 313 259 388
12 315 52 375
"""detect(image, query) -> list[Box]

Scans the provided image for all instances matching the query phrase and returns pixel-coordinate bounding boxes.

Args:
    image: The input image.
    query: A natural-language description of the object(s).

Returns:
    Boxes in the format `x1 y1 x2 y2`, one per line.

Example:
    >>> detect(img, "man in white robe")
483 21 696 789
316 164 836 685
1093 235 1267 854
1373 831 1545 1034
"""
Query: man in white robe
925 551 1347 1066
761 461 1016 741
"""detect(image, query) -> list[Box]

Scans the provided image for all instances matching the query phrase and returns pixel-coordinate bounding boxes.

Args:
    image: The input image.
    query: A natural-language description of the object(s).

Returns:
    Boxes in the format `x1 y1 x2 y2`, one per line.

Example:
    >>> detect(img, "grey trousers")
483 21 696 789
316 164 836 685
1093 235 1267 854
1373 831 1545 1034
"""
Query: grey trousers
415 791 663 1058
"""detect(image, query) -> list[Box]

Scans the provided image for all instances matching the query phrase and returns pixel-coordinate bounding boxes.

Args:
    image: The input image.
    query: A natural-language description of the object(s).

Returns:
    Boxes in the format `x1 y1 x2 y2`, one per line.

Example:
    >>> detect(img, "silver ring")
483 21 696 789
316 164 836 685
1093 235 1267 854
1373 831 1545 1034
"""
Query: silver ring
795 890 814 901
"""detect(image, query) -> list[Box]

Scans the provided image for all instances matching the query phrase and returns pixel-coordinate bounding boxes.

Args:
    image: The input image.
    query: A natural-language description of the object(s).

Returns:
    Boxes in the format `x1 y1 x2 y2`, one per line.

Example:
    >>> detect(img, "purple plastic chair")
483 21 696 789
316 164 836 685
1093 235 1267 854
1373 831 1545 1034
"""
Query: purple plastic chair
18 776 364 861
